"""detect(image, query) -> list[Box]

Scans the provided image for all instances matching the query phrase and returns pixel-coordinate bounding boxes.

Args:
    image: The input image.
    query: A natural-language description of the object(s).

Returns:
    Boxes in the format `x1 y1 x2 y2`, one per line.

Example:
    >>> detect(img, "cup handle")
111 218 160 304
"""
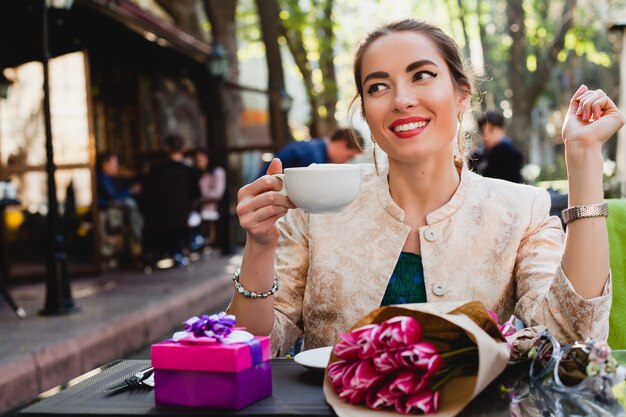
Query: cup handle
271 173 288 196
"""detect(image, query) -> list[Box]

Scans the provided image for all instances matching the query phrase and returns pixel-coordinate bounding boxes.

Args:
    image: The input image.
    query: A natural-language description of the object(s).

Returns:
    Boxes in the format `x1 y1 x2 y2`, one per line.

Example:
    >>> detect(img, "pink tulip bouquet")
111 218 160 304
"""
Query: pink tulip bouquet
324 302 511 416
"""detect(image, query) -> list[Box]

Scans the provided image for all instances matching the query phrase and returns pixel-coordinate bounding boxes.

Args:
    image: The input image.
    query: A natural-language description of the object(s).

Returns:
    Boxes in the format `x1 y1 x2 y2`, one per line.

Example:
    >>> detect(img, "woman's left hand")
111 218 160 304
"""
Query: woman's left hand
562 84 625 149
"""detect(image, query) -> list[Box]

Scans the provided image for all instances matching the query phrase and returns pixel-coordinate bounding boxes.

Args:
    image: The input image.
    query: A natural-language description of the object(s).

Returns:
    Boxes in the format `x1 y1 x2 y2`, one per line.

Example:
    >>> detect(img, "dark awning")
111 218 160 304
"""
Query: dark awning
0 0 212 69
77 0 212 63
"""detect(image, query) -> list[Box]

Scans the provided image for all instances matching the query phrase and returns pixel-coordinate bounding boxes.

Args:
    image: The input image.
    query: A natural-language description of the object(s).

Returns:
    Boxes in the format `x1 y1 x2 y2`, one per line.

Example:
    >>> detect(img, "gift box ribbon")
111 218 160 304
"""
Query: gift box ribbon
246 338 263 366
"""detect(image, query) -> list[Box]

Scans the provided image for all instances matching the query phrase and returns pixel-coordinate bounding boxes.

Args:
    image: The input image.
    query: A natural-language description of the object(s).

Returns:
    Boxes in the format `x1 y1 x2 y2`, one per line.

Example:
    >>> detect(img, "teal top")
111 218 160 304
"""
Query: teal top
380 252 427 306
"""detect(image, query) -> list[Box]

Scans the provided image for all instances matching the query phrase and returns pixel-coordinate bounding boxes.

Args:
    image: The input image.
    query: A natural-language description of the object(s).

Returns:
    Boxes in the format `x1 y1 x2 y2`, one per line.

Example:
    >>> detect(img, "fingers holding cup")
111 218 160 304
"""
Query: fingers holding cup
236 159 296 244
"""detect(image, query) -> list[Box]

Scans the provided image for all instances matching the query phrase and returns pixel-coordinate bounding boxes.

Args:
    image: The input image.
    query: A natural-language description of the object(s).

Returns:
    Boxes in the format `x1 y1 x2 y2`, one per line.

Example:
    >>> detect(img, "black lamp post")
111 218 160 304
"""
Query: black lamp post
207 42 230 79
40 0 77 315
279 90 293 113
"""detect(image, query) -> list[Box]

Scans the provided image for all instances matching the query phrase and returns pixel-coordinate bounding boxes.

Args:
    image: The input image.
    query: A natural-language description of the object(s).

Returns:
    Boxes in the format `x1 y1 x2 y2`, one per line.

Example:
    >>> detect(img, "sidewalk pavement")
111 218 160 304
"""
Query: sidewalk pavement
0 250 242 413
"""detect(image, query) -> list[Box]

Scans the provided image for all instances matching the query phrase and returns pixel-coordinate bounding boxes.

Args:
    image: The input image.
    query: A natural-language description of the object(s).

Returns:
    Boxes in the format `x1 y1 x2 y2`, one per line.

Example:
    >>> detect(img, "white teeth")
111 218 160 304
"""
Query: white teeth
393 121 428 132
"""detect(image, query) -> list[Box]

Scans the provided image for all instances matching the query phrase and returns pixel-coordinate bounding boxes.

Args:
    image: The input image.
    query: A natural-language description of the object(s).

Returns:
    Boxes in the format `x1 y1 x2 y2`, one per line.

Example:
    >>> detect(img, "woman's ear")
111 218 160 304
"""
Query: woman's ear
457 92 470 114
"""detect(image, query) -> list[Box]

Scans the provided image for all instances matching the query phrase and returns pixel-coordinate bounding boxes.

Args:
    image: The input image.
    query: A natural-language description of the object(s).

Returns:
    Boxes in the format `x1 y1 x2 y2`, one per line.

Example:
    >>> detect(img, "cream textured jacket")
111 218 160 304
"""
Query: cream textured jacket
269 164 611 357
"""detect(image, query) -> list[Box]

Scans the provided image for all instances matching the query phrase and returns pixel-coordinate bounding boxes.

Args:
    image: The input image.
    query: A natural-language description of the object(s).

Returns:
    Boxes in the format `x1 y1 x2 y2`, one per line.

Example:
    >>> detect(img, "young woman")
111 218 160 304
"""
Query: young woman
191 148 226 248
192 148 226 222
230 19 623 356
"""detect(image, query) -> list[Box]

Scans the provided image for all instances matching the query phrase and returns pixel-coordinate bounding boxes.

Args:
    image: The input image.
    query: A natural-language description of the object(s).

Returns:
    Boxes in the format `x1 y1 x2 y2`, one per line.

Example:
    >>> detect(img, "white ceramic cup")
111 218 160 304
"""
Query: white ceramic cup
273 164 361 213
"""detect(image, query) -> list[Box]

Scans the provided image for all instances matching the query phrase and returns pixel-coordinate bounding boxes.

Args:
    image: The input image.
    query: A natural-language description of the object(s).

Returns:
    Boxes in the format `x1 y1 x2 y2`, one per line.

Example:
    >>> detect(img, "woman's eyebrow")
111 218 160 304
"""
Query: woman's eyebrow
406 60 439 73
363 60 439 84
363 71 388 85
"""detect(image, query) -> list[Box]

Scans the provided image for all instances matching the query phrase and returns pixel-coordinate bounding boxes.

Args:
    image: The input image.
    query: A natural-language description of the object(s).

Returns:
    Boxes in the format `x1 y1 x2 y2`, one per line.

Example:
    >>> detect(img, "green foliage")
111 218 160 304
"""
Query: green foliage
276 0 340 132
470 0 619 134
236 0 266 59
279 0 335 95
536 156 568 182
235 0 622 142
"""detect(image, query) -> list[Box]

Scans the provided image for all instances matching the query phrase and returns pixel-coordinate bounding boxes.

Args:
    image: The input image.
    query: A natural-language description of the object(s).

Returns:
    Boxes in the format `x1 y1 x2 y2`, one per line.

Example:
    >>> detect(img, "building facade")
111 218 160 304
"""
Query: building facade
0 0 228 281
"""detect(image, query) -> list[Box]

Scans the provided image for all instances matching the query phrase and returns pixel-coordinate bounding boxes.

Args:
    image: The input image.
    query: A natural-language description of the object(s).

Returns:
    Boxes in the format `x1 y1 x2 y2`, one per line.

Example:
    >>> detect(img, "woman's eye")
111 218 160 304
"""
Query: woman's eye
366 83 388 95
413 71 437 81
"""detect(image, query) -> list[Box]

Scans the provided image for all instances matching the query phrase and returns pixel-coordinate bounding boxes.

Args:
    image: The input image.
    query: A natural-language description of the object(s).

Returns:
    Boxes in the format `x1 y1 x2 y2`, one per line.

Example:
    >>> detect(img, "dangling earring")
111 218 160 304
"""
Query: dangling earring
455 112 465 168
370 134 379 176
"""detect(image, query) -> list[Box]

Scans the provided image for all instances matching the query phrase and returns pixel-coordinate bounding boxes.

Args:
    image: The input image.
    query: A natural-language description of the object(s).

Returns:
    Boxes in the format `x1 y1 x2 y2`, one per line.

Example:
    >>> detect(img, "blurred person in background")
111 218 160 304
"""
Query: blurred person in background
96 151 143 267
191 148 226 249
149 134 201 205
258 127 365 177
143 134 200 266
97 151 141 207
471 111 523 183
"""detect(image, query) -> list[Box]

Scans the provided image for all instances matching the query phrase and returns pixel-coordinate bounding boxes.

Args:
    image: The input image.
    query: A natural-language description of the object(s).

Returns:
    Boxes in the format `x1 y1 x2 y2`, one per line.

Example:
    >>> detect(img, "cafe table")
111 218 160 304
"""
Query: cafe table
6 359 625 417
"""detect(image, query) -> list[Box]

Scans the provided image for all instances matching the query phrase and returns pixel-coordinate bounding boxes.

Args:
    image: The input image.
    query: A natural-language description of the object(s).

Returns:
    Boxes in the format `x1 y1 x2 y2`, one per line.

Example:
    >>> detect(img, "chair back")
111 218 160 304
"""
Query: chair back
607 199 626 349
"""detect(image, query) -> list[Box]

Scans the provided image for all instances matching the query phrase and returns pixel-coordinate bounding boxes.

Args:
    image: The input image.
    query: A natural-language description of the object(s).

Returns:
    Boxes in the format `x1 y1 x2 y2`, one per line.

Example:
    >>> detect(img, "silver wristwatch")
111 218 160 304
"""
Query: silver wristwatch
561 202 609 225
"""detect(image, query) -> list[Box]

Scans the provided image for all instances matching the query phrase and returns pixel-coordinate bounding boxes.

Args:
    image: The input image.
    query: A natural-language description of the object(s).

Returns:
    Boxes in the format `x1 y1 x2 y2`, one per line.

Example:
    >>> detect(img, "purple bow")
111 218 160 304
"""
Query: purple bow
183 312 237 339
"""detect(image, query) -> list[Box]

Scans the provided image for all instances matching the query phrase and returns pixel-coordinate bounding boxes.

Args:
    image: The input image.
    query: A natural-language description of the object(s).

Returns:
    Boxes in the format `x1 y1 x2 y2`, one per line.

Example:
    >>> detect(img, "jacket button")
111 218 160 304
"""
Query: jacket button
424 229 437 242
432 284 446 296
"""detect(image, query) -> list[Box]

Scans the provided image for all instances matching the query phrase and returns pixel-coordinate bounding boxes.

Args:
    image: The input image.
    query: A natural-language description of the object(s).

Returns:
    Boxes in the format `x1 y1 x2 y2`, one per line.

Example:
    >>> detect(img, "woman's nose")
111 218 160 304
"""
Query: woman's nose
393 85 418 111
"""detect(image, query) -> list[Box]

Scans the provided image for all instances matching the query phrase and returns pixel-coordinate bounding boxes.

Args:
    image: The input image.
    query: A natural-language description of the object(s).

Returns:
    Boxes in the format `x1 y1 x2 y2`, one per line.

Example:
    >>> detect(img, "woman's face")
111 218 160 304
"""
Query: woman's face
194 152 208 170
361 31 468 166
103 156 119 176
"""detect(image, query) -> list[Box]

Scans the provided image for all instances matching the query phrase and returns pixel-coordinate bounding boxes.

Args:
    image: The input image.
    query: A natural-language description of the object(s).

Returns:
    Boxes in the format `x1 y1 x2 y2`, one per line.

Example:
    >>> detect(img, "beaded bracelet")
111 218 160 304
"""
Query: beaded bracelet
232 267 279 298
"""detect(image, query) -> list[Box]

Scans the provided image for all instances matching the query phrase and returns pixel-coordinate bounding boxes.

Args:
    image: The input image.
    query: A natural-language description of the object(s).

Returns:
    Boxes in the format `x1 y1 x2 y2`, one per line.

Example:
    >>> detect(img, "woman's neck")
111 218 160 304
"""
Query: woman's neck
387 157 461 221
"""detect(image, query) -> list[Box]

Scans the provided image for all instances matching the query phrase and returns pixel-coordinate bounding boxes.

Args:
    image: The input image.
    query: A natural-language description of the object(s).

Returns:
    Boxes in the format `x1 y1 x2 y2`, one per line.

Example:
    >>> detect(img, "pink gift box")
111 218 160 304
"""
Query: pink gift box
151 336 272 409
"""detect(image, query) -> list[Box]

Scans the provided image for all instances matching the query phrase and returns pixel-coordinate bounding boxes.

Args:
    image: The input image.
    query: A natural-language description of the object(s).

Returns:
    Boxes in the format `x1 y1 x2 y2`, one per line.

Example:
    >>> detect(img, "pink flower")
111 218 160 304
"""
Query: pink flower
374 316 423 349
337 387 367 405
372 350 402 372
334 335 365 360
388 371 429 395
487 311 516 339
350 360 384 390
365 384 401 410
395 342 442 375
335 324 379 359
328 360 358 389
327 360 349 387
398 389 440 414
328 315 469 415
328 359 382 393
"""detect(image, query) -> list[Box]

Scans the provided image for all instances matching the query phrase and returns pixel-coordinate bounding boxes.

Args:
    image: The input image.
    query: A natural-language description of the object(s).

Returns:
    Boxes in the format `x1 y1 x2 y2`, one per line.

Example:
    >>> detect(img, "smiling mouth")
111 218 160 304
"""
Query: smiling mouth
392 120 428 133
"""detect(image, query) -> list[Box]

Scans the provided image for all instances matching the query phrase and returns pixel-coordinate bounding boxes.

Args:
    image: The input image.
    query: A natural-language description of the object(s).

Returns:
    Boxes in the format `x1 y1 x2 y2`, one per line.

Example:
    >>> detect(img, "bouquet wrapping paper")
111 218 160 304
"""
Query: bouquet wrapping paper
323 301 510 417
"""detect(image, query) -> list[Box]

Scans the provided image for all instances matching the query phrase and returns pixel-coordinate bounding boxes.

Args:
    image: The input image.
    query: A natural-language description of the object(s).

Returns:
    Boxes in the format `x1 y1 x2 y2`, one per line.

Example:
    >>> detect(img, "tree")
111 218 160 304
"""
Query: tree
280 0 338 137
449 0 618 163
203 0 243 150
504 0 576 156
255 0 291 150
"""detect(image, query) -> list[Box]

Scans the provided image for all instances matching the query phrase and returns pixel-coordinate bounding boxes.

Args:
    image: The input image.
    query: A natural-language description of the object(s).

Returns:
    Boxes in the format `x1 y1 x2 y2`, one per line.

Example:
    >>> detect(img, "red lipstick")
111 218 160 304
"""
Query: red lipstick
388 116 430 138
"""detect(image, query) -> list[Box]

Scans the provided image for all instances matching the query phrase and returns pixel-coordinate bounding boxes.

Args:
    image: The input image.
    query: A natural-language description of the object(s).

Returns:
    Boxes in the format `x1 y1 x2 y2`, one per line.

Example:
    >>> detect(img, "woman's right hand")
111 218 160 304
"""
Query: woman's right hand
236 158 296 247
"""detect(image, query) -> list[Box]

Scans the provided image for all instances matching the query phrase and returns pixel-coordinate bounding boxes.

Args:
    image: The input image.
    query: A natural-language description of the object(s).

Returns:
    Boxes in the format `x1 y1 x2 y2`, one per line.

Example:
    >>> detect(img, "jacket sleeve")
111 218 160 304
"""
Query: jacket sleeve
268 209 310 356
513 187 612 343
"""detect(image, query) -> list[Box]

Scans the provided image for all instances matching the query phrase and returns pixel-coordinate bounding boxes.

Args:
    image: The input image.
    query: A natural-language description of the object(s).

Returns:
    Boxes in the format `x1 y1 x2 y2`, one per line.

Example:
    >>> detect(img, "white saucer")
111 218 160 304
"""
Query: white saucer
293 346 333 370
